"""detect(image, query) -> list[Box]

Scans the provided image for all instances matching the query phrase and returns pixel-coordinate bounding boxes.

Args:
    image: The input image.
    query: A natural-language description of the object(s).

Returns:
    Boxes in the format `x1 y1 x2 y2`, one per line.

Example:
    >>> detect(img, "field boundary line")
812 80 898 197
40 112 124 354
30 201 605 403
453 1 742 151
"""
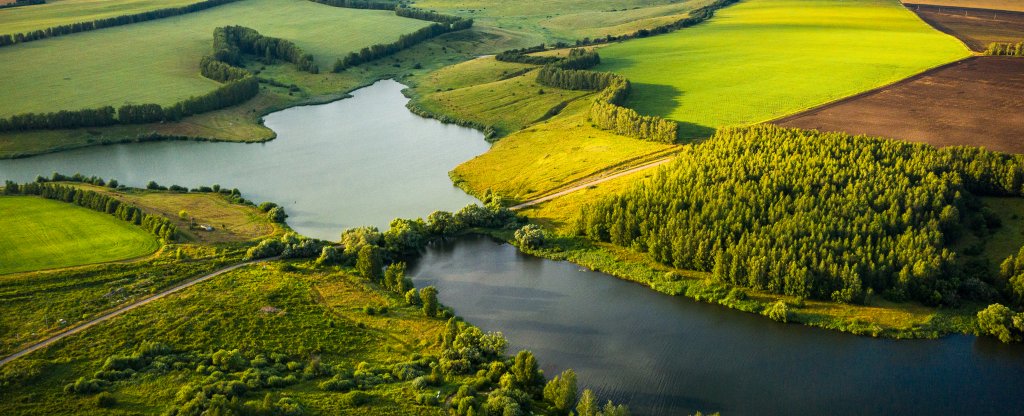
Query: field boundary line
769 56 977 125
511 156 676 210
0 257 276 367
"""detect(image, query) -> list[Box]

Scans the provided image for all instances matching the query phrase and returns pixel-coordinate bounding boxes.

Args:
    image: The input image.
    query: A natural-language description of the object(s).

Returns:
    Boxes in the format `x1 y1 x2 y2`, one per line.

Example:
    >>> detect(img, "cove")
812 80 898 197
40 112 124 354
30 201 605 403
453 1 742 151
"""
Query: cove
0 80 489 240
410 235 1024 416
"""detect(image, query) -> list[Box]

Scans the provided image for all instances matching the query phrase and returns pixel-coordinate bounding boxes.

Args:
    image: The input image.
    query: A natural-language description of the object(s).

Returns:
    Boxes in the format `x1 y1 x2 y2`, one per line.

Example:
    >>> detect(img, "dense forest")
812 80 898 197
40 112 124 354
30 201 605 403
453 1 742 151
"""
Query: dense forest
572 125 1024 305
3 181 177 241
0 0 241 47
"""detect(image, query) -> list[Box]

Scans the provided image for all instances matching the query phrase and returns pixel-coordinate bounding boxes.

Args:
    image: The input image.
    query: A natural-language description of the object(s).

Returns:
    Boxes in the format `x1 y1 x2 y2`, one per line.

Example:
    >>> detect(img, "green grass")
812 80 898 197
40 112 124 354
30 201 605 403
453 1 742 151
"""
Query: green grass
0 0 203 35
411 0 716 43
0 262 450 415
596 0 971 137
0 196 159 275
0 0 429 117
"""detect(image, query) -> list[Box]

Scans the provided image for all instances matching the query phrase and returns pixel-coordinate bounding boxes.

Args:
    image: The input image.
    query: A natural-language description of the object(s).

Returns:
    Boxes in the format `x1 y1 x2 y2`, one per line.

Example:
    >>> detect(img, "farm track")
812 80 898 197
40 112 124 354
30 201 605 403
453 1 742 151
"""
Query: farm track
510 156 676 210
0 257 276 367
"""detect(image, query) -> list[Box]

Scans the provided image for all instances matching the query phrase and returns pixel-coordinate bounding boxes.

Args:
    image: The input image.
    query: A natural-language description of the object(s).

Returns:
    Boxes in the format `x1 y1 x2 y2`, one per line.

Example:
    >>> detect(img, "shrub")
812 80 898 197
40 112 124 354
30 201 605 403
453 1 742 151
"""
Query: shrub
514 224 546 249
96 391 116 407
763 300 789 323
339 391 372 407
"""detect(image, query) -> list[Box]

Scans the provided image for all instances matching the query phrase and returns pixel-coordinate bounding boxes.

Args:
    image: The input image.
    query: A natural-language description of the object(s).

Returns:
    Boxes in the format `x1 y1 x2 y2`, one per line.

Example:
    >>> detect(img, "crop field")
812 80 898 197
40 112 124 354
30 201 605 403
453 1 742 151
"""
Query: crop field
451 100 679 203
778 57 1024 154
0 0 429 117
903 0 1024 12
411 0 716 43
0 263 450 415
909 4 1024 50
0 0 202 35
596 0 970 137
0 196 159 275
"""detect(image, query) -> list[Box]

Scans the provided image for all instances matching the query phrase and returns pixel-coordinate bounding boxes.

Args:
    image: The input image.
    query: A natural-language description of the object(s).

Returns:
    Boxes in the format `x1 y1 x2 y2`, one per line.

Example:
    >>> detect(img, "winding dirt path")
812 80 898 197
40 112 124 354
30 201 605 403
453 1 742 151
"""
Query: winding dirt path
510 156 676 210
0 258 273 367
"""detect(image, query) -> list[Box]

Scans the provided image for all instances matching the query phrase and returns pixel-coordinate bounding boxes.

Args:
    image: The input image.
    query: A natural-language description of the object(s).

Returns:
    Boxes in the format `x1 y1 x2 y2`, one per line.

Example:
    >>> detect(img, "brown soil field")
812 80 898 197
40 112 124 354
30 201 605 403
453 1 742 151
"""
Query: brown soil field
907 3 1024 50
777 57 1024 154
904 0 1024 13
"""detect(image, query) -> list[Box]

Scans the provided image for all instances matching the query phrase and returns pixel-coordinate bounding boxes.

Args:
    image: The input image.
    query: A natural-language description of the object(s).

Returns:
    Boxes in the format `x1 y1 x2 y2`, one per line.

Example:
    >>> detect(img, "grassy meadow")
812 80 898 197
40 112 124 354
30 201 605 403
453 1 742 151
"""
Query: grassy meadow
596 0 971 137
0 262 451 415
0 0 203 35
0 196 159 275
0 0 429 117
411 0 717 43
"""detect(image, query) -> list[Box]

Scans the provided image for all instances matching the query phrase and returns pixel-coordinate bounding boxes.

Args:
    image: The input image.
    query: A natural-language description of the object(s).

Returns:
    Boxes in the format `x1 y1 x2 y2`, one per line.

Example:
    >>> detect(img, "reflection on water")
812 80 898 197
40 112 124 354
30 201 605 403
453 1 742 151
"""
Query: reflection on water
0 80 489 240
410 235 1024 416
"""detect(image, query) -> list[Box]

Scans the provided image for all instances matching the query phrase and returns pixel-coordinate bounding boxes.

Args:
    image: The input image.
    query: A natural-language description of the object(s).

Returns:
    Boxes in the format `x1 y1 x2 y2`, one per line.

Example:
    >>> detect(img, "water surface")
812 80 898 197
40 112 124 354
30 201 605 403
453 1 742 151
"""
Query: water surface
410 235 1024 416
0 80 489 240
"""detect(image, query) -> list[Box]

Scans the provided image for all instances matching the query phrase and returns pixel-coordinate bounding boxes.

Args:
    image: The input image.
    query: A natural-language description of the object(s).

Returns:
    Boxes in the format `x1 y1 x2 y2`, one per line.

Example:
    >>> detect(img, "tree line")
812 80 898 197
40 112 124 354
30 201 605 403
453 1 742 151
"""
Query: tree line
571 0 740 47
0 0 241 48
526 49 678 143
573 125 1024 306
305 0 398 11
985 41 1024 56
0 0 45 10
3 181 177 241
331 13 472 71
211 25 319 73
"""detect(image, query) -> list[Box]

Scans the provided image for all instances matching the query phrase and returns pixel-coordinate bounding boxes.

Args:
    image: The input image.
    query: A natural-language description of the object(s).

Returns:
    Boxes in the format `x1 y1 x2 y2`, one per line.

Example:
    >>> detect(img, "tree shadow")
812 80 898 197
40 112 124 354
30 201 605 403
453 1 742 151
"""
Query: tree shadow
628 83 716 140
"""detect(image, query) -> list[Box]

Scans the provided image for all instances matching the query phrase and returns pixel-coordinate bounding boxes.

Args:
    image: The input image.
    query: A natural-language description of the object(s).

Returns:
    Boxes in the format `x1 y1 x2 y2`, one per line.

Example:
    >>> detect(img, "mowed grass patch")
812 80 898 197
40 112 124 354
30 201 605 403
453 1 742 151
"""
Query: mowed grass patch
0 0 202 35
0 196 159 274
597 0 971 137
451 100 679 203
72 184 279 243
412 0 715 43
0 0 429 116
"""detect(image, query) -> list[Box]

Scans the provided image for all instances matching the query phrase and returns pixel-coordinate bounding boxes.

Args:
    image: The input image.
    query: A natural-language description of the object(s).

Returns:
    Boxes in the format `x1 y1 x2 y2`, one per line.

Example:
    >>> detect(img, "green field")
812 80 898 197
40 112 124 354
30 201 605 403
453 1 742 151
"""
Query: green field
0 196 159 274
0 0 429 116
0 0 203 35
411 0 716 43
597 0 971 137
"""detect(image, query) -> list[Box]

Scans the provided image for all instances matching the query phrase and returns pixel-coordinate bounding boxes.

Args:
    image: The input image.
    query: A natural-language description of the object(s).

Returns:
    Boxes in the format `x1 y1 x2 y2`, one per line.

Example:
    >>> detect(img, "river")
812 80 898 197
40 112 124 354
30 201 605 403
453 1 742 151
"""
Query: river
0 79 489 240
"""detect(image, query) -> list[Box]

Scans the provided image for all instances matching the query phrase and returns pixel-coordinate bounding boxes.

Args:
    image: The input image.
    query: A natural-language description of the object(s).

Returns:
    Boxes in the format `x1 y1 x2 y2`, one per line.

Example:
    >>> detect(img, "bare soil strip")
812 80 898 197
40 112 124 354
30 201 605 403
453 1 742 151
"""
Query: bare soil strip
511 157 675 210
906 3 1024 51
776 57 1024 154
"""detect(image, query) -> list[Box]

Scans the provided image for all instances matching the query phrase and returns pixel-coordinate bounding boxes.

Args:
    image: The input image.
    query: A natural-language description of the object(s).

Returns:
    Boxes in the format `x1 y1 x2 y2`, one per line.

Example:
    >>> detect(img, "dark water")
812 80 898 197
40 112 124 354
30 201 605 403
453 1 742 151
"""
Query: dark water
410 235 1024 416
0 80 489 240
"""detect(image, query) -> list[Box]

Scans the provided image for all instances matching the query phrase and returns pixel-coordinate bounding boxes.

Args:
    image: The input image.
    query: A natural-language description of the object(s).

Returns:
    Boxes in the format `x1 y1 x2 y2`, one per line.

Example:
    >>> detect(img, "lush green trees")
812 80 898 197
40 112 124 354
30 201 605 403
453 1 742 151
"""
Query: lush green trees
514 224 547 249
575 125 1024 304
356 245 383 280
420 286 439 317
332 19 472 71
543 369 577 415
977 303 1024 343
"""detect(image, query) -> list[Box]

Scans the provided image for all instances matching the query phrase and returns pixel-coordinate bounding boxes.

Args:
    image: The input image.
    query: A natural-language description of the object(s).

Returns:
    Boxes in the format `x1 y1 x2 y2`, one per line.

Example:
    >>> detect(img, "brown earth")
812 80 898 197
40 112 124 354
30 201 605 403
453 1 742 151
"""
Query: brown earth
907 3 1024 51
903 0 1024 13
777 57 1024 154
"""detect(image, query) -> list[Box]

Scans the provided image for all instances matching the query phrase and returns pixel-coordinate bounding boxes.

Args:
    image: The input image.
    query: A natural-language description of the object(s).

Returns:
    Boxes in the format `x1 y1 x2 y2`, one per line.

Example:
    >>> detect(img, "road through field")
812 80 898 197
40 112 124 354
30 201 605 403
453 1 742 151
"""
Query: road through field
0 257 275 367
510 156 675 210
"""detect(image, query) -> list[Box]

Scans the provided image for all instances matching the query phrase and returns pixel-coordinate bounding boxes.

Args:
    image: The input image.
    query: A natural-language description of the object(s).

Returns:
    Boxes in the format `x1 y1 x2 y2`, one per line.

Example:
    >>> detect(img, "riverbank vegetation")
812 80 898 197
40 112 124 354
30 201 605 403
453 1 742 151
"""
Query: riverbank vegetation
596 0 970 137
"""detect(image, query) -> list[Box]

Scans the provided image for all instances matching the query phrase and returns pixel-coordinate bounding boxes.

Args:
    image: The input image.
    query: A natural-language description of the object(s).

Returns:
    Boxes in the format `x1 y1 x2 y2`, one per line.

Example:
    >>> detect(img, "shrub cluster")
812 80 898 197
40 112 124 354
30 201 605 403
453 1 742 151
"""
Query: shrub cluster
0 0 241 48
573 125 1024 305
985 41 1024 56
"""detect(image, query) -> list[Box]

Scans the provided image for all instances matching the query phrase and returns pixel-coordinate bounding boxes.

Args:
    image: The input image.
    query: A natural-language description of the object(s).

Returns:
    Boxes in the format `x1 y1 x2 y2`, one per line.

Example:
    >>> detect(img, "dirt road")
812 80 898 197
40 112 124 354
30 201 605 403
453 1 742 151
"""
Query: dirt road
510 156 675 210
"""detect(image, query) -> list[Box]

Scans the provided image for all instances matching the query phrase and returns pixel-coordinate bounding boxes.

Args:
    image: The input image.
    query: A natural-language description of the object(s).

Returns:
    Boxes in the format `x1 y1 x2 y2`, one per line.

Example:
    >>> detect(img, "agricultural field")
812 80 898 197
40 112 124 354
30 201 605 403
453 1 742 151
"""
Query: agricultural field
0 196 159 275
909 3 1024 50
0 0 429 117
410 0 717 44
0 0 203 35
778 57 1024 154
902 0 1024 12
596 0 971 137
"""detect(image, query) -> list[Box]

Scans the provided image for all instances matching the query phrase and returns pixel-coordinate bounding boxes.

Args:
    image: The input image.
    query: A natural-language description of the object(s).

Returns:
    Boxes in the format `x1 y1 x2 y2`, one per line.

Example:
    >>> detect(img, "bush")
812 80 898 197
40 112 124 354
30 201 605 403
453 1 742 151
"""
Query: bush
513 224 546 249
763 300 789 323
339 391 371 407
96 391 117 407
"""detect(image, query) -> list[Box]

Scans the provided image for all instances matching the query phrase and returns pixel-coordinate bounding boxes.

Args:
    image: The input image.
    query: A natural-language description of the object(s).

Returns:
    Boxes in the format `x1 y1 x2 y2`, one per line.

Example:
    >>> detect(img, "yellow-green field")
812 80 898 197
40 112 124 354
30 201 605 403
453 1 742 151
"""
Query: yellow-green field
0 0 202 35
411 0 716 43
0 196 159 274
597 0 971 137
0 0 429 116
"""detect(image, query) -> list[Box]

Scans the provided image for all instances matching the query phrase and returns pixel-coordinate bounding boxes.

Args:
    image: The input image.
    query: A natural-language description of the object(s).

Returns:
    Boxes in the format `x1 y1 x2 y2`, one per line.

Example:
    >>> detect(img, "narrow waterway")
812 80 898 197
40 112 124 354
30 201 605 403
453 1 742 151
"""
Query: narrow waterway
0 80 489 240
410 235 1024 416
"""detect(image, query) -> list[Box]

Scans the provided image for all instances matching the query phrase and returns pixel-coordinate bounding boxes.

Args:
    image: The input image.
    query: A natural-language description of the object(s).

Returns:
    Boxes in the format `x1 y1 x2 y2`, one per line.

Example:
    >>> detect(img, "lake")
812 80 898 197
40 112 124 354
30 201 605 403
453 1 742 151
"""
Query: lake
0 79 489 240
410 235 1024 416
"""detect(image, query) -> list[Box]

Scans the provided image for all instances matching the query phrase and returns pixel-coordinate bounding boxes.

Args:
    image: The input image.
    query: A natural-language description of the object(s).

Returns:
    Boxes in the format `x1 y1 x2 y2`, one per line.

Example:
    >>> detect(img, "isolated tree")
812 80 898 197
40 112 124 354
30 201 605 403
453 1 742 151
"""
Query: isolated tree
356 245 382 281
420 286 439 317
544 369 577 415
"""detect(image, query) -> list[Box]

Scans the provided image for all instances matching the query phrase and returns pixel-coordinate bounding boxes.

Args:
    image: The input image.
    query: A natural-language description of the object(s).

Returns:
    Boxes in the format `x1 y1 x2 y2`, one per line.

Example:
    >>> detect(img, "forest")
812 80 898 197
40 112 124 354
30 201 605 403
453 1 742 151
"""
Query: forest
573 125 1024 305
